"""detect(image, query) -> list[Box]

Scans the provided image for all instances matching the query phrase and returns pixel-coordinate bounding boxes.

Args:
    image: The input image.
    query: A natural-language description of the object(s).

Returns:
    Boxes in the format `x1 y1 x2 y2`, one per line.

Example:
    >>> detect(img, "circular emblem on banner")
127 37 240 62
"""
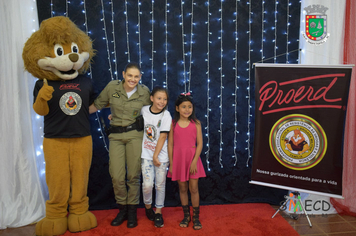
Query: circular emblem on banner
59 92 82 115
145 124 157 142
269 114 327 170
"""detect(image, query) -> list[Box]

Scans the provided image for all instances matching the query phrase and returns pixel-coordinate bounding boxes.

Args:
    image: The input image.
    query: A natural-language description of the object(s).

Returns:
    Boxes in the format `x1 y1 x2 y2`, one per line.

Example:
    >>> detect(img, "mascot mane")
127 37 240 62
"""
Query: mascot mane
22 16 95 80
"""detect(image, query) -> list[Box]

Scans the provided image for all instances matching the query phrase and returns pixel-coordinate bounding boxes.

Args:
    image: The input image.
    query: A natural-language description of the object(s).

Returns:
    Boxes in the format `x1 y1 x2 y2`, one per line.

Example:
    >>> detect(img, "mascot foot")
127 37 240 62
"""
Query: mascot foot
68 211 97 233
35 216 68 236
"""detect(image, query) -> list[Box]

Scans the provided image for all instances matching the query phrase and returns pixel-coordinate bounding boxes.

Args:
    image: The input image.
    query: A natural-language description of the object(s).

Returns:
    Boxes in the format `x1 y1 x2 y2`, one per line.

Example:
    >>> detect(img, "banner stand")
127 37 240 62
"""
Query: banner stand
251 64 353 202
272 191 312 227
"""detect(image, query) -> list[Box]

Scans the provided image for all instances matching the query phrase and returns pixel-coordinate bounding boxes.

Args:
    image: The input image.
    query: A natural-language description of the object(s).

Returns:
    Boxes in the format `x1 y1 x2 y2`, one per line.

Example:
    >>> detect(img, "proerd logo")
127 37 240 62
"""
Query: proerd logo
269 114 327 170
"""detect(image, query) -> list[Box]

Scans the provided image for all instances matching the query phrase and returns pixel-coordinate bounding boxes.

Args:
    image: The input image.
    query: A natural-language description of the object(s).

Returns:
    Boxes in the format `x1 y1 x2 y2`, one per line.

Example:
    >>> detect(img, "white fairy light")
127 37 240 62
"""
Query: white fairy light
94 112 109 152
233 0 239 167
65 0 69 16
111 0 118 79
82 0 93 78
43 0 301 171
150 0 155 90
180 0 186 93
286 0 290 63
261 0 265 61
188 0 195 93
51 0 53 17
274 0 278 63
81 0 108 151
137 1 143 71
125 0 130 62
100 0 114 80
205 0 211 171
218 1 224 169
246 0 252 167
164 0 169 88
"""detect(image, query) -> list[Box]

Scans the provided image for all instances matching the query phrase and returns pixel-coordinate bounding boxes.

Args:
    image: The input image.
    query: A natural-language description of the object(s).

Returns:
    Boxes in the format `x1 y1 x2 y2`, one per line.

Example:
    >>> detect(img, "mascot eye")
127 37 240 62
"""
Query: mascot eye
71 42 79 53
54 44 64 56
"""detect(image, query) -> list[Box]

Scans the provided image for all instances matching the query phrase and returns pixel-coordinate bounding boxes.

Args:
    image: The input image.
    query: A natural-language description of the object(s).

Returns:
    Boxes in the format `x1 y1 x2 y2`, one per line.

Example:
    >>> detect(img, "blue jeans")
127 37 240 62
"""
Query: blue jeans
141 159 168 208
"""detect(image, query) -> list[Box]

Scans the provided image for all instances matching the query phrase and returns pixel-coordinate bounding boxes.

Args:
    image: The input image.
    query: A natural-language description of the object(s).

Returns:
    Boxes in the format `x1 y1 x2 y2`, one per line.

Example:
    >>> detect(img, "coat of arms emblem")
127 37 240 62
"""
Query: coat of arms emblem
303 5 329 44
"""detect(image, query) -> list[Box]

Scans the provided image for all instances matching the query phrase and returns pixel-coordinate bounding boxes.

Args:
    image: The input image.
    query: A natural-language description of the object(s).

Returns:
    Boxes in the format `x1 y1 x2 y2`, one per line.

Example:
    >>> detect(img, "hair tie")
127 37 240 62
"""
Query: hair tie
180 92 191 96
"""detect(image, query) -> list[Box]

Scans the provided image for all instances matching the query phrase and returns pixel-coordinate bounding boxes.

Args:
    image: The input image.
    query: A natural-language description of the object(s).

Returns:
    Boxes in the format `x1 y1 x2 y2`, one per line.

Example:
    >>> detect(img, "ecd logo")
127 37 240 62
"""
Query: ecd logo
283 192 331 212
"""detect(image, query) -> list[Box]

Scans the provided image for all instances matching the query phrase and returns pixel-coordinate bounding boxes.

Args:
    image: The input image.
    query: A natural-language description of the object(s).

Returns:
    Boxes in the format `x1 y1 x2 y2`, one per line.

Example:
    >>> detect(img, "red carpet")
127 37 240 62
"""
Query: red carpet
64 203 299 236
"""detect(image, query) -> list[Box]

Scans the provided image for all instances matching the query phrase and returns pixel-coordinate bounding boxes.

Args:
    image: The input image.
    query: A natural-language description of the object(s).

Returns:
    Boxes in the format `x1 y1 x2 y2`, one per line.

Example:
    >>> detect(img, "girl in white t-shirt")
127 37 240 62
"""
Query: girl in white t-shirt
141 86 172 228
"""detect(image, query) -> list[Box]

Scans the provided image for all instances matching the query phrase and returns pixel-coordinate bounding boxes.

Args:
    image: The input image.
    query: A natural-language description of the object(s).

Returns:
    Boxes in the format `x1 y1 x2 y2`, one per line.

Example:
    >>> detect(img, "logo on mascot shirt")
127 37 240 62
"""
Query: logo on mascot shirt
60 92 82 115
60 83 81 91
269 114 327 170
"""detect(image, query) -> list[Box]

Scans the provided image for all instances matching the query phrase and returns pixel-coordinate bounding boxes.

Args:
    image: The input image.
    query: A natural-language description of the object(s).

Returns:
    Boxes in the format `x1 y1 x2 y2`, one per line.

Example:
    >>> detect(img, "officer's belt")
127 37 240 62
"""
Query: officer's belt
109 123 138 133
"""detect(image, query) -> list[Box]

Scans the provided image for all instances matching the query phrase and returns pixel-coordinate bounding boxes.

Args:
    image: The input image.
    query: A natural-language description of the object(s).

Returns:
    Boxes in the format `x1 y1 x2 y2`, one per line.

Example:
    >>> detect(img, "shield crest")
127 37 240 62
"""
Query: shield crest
305 15 327 41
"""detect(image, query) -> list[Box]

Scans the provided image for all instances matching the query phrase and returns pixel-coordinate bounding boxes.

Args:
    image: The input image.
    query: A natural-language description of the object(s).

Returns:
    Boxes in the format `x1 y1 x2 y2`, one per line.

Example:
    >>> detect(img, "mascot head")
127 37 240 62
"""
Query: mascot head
22 16 95 81
291 129 305 145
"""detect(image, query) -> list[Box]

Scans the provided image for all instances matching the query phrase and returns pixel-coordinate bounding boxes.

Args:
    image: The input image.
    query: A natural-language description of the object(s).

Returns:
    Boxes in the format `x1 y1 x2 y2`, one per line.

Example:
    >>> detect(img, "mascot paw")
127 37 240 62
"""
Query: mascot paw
35 216 68 236
38 79 54 101
68 211 97 233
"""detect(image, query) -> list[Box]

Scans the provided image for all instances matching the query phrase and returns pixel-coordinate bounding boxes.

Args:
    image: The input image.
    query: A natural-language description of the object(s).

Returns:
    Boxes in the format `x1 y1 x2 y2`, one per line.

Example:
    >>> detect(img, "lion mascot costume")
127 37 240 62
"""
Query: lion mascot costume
22 16 97 235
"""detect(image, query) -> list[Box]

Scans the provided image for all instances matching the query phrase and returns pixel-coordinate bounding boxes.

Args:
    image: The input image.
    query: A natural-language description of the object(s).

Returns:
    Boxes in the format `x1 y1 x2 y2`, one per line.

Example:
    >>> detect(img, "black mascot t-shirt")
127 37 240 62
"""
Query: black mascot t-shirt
33 75 95 138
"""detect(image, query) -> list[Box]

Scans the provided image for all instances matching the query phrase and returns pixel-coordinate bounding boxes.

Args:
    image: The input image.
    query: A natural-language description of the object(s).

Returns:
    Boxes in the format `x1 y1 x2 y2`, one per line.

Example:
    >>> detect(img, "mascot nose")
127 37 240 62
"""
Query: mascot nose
69 53 79 62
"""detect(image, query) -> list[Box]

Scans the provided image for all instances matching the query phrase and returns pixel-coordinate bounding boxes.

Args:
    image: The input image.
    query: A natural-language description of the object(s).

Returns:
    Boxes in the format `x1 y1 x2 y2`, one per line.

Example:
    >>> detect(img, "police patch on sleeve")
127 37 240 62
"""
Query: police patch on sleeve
59 92 82 115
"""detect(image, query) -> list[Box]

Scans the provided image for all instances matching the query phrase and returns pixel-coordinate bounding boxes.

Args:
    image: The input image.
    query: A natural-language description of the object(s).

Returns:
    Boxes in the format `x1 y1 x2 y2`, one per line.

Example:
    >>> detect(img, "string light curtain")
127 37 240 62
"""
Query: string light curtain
36 0 300 208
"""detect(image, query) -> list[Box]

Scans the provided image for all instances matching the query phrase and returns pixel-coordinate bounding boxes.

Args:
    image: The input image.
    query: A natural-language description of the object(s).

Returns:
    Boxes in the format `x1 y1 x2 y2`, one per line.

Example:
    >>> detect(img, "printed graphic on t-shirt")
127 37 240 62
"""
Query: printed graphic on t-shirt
59 92 82 115
145 124 157 142
144 124 158 152
59 83 81 91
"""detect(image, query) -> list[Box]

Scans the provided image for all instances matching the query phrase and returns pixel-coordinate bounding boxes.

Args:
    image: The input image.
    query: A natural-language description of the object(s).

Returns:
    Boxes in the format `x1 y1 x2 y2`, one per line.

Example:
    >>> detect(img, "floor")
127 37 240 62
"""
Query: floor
272 205 356 236
1 206 356 236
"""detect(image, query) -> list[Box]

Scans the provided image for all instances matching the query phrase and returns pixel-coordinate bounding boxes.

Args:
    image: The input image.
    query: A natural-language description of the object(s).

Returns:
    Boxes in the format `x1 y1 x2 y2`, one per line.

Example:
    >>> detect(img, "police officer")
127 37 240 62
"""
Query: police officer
89 62 151 228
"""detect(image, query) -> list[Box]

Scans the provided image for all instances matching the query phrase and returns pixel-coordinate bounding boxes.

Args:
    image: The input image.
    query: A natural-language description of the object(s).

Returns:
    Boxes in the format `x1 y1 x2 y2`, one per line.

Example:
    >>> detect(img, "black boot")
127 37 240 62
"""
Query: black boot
127 205 138 228
111 204 128 226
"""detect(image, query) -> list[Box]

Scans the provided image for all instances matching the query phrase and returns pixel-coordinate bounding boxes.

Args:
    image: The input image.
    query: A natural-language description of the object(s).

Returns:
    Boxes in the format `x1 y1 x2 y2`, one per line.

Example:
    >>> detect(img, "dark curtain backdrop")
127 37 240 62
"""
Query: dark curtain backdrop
36 0 300 210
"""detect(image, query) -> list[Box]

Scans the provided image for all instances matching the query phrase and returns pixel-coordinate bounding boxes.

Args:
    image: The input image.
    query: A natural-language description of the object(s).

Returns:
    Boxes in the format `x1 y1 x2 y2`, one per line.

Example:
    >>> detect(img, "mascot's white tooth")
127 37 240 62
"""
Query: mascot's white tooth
22 16 97 236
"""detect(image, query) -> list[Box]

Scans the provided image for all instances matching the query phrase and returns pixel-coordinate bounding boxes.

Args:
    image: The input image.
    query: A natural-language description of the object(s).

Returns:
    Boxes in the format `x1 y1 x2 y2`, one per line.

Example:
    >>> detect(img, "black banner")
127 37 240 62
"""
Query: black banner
251 64 353 198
